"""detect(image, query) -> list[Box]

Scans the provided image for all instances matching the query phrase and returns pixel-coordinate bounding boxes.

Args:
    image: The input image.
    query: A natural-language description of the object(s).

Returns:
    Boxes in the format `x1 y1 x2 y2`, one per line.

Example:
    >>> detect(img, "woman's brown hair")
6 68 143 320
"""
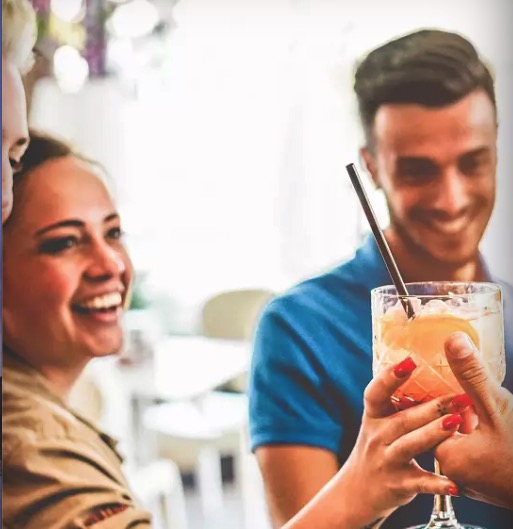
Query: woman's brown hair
15 129 109 186
6 130 111 227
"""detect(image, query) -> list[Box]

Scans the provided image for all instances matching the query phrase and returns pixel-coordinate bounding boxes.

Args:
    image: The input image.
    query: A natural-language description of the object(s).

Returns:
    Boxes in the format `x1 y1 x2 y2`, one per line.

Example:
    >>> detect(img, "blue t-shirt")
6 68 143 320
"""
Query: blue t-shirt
249 236 513 528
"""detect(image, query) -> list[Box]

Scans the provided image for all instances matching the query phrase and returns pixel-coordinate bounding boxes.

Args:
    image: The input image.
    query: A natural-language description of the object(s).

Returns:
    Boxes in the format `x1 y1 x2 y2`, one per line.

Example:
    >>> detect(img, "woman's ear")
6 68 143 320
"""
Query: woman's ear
359 147 380 189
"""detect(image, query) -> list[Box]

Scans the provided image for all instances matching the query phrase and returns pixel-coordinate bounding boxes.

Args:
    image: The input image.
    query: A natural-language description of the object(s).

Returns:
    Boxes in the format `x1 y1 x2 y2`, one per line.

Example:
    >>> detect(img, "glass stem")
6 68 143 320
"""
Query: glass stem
426 459 460 528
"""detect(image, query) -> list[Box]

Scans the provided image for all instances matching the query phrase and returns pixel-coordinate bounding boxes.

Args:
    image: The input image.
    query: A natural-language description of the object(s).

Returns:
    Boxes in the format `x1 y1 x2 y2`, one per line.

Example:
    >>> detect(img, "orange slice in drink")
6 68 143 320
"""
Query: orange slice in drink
381 314 480 362
380 313 480 404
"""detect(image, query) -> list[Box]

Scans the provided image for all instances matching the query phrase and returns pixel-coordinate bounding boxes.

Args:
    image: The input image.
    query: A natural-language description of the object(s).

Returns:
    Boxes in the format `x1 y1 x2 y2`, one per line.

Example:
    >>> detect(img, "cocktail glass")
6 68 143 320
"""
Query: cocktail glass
372 281 505 529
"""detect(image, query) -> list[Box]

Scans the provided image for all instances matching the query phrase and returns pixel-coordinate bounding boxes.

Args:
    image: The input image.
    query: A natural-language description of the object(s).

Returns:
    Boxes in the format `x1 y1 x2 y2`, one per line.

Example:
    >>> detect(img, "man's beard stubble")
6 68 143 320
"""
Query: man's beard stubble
386 207 481 272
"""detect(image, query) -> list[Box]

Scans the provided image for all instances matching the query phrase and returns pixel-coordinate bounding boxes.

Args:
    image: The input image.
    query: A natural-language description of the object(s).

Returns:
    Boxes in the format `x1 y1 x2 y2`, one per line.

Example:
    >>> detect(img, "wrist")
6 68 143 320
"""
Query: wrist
283 462 392 529
328 463 392 528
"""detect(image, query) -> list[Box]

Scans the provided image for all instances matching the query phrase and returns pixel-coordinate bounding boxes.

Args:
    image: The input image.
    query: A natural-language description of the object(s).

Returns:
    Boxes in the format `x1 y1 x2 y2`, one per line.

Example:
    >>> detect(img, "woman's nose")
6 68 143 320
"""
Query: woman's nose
84 242 126 281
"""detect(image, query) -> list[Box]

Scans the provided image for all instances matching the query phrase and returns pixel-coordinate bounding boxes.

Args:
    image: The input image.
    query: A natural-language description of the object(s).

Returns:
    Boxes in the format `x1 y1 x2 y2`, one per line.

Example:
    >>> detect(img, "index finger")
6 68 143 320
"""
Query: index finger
365 356 417 418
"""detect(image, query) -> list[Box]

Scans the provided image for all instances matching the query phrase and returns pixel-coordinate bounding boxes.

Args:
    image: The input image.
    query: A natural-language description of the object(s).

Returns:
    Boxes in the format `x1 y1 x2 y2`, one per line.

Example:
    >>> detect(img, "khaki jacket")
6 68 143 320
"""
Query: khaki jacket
2 352 152 529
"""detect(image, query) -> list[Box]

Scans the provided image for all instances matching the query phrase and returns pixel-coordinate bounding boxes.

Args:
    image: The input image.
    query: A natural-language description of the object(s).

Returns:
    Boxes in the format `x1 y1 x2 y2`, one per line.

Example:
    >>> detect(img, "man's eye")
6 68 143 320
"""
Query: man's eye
460 157 488 175
9 158 23 174
398 169 438 186
403 166 437 177
39 237 78 254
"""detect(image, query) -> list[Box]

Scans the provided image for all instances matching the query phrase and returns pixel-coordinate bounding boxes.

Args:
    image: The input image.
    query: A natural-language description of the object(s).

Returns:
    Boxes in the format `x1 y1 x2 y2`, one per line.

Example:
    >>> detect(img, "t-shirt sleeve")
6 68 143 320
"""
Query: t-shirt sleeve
248 298 343 454
2 437 152 529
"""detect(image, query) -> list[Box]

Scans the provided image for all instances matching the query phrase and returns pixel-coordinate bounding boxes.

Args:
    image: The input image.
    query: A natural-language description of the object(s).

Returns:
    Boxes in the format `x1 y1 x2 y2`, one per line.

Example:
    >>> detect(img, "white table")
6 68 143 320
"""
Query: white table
86 336 251 521
85 335 250 460
88 335 250 454
115 335 251 401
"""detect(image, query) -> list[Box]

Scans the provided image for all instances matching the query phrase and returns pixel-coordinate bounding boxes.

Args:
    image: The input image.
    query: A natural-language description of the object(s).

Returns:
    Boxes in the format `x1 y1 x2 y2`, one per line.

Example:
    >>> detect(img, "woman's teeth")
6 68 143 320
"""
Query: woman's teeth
75 292 123 312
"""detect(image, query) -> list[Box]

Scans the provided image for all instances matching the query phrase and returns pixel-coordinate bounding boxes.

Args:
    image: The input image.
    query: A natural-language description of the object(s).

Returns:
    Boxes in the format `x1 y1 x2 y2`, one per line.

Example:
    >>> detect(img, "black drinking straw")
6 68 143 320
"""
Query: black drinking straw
345 163 416 319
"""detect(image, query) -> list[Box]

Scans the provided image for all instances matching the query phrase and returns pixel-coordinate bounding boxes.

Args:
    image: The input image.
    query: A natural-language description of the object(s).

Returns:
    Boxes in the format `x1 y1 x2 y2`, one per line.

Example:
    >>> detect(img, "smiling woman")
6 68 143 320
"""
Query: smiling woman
1 131 152 529
3 131 132 389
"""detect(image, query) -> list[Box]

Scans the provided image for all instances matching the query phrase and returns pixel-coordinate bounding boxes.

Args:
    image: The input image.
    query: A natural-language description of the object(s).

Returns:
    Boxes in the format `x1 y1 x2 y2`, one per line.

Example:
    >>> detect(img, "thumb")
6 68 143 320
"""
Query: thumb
445 332 501 421
407 468 459 498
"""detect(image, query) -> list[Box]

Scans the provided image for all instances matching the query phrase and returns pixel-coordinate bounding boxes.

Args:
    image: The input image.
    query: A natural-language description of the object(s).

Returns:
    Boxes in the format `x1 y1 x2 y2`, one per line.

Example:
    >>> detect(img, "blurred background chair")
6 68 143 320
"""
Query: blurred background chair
142 393 247 523
140 288 274 525
201 288 275 392
237 425 273 529
201 288 275 340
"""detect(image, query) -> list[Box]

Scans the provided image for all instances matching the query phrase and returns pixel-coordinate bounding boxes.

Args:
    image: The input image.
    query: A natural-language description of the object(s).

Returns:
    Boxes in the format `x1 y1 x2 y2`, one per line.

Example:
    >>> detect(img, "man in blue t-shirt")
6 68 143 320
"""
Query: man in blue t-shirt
249 29 513 529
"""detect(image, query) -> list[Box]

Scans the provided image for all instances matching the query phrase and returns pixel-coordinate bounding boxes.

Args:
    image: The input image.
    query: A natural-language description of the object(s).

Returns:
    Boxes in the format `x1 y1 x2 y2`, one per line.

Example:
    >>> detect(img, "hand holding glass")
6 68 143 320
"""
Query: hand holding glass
372 282 505 529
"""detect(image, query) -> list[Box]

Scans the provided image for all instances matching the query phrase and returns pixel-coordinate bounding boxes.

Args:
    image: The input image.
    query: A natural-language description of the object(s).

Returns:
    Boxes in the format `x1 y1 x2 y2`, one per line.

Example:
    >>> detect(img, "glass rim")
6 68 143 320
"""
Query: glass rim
371 281 502 299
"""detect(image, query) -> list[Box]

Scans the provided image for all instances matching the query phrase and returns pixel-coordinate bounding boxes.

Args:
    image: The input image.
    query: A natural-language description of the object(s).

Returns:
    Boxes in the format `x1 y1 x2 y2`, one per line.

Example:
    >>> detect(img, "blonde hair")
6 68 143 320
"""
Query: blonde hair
2 0 37 73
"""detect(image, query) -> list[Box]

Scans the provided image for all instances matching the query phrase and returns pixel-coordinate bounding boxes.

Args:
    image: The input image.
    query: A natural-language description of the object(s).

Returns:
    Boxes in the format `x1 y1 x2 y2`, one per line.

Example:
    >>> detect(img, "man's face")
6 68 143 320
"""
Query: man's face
363 89 497 267
2 57 29 223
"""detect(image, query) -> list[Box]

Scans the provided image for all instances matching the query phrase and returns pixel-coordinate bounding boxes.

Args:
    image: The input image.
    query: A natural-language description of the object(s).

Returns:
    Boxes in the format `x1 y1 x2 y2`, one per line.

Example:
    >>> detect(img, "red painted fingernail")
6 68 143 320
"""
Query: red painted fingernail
395 395 418 410
393 357 417 378
443 413 463 431
448 485 459 497
452 394 473 411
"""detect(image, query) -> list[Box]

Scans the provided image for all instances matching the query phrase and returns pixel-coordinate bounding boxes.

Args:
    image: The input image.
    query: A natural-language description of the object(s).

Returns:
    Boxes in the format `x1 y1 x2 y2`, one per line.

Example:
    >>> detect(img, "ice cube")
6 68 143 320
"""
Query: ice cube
447 292 466 309
410 297 423 315
385 300 408 320
385 297 422 320
421 299 452 315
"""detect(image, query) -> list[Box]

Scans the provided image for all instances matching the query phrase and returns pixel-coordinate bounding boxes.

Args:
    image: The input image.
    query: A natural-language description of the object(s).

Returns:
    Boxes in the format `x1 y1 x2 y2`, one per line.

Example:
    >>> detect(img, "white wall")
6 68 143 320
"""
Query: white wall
30 0 513 327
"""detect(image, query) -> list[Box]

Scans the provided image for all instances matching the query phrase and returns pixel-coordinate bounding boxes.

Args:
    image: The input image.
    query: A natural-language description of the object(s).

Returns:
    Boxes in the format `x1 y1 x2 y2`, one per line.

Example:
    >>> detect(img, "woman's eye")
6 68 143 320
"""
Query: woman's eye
9 158 23 174
107 227 124 241
39 237 78 254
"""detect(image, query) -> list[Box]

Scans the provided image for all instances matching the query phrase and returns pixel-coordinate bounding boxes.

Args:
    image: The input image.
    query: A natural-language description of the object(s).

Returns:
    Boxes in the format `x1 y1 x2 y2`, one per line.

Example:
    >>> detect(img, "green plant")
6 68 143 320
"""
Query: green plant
128 274 151 310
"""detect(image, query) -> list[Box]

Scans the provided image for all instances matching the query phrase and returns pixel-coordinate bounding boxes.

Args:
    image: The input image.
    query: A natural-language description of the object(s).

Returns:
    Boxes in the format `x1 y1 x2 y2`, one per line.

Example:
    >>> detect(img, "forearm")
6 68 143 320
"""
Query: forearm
281 467 391 529
257 445 340 528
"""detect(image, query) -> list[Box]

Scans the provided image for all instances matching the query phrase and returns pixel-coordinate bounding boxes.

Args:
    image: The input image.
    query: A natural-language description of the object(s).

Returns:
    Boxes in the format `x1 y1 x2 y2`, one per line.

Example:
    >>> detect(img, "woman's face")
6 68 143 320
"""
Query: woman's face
2 156 133 369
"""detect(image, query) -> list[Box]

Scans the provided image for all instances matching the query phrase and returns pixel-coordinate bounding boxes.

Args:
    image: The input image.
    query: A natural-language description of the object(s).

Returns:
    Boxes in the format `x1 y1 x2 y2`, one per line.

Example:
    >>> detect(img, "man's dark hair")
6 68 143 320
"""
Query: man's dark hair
354 29 496 147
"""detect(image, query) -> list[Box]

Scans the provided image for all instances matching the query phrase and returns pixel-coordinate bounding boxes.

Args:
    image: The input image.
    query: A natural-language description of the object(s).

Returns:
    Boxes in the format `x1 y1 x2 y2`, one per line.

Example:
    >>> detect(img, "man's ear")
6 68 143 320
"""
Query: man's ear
360 147 380 189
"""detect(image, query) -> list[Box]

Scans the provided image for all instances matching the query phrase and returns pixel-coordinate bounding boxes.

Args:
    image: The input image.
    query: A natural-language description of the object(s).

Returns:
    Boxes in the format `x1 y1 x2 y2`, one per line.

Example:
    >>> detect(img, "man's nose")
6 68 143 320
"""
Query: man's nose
85 242 126 281
432 171 470 217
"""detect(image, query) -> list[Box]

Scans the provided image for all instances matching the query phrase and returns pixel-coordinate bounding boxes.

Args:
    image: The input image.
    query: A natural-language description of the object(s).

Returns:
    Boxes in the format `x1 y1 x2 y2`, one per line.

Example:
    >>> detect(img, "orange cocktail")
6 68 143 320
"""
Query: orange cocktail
372 282 505 407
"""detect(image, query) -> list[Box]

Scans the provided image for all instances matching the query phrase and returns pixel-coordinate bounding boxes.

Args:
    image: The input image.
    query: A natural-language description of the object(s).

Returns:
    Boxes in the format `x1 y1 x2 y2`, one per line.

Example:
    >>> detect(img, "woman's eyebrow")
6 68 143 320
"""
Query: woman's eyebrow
104 213 120 223
35 219 84 236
